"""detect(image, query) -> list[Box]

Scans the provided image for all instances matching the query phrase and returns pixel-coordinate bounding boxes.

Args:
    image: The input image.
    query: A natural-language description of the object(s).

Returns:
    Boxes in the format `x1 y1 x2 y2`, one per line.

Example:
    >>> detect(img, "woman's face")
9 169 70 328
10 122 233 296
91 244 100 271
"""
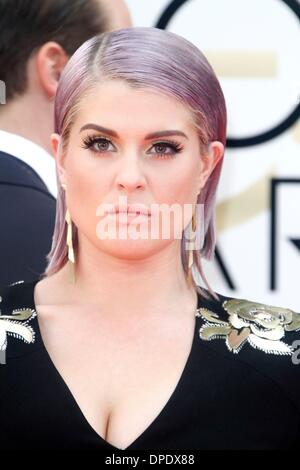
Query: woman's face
52 80 223 260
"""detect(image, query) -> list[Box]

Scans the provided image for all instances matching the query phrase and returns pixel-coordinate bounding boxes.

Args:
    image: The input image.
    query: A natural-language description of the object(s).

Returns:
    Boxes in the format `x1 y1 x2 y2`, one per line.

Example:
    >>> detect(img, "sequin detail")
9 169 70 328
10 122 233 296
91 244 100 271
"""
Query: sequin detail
196 299 300 355
0 290 36 364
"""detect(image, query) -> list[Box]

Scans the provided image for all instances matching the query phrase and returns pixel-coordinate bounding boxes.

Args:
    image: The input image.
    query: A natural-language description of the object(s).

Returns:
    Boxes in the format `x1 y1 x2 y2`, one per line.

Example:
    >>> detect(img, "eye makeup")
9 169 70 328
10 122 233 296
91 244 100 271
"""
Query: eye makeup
80 134 184 159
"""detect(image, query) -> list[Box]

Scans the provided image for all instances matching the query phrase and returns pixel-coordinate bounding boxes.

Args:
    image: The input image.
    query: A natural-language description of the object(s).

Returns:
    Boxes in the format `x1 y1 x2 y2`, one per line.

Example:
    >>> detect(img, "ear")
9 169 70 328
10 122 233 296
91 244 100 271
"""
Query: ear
51 133 67 185
36 41 68 98
197 141 224 193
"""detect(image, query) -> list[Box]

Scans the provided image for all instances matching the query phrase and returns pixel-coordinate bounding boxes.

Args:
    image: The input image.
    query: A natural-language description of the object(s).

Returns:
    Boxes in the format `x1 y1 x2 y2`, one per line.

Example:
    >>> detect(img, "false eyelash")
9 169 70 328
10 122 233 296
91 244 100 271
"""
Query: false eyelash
80 134 184 155
154 139 184 152
80 134 111 149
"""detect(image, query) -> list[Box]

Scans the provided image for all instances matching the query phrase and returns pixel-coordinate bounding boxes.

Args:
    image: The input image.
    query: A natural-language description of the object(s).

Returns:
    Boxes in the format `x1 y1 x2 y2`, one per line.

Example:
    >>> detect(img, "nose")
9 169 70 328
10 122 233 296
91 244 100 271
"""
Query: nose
115 153 146 192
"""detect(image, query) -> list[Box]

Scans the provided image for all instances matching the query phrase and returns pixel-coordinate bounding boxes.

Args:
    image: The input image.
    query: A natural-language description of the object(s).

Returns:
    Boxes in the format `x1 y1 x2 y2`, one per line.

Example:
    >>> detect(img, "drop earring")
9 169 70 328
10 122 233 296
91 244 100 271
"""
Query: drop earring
61 183 76 284
187 205 197 287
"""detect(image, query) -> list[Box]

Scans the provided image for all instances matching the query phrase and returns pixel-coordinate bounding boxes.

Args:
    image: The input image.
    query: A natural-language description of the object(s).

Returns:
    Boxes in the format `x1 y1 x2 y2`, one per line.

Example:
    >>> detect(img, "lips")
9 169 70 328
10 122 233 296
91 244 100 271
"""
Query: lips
106 203 151 216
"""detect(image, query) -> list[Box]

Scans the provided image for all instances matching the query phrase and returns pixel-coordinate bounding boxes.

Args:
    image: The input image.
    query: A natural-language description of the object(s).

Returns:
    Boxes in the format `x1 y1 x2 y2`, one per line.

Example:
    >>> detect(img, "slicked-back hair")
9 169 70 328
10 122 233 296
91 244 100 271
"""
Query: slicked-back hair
45 27 227 300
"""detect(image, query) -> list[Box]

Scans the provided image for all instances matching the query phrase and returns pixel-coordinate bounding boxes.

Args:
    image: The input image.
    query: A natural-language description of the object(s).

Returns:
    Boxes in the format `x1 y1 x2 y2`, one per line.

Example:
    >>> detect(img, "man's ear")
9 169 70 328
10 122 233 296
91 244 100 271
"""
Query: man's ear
36 41 68 98
51 133 66 185
197 141 224 192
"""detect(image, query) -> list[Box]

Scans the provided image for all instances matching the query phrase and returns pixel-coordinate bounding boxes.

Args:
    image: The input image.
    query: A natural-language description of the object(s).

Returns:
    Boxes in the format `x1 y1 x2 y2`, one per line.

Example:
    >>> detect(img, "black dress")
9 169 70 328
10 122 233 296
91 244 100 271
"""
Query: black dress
0 278 300 451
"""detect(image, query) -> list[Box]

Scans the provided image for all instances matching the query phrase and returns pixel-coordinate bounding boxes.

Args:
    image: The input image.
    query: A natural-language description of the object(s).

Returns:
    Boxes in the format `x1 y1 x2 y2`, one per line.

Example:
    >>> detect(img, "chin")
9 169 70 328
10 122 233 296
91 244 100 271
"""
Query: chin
98 238 162 260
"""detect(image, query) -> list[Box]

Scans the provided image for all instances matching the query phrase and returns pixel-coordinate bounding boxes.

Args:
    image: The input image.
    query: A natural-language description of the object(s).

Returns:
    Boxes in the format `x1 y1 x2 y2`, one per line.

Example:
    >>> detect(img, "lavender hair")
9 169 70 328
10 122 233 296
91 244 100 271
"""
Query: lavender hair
43 27 227 300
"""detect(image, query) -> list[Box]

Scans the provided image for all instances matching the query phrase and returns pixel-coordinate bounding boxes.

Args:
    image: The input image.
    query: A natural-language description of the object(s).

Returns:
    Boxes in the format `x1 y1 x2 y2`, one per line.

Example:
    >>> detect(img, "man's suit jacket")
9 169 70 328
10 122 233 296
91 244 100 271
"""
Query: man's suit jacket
0 151 56 287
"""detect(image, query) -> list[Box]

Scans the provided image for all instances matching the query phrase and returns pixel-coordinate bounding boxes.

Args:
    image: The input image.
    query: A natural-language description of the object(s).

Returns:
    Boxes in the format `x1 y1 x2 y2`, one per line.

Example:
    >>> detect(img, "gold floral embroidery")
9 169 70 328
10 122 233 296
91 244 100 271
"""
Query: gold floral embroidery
0 293 36 364
197 299 300 355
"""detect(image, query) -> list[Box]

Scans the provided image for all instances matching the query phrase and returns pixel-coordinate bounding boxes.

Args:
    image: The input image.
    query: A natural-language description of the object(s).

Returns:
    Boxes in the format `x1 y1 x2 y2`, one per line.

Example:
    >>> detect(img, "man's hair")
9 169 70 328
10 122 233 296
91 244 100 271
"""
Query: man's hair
0 0 108 102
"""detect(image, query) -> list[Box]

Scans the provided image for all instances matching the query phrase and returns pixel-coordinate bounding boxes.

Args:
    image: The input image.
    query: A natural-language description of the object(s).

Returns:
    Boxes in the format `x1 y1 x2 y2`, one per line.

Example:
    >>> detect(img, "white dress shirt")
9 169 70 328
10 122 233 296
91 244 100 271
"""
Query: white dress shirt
0 130 57 198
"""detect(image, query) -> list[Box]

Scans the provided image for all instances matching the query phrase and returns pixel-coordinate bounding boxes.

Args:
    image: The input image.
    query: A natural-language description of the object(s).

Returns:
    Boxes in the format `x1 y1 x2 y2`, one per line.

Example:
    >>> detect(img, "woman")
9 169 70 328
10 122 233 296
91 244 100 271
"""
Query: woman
0 27 299 451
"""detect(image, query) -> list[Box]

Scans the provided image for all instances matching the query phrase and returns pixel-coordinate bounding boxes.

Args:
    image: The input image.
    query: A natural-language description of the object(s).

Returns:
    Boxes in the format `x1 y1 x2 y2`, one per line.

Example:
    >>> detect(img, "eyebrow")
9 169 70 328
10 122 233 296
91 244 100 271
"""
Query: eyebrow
79 123 188 140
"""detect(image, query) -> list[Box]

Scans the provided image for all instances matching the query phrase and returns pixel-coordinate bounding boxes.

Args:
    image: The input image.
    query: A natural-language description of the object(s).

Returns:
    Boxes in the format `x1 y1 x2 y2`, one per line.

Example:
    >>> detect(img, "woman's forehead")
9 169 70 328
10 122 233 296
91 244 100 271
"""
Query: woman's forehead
74 81 196 135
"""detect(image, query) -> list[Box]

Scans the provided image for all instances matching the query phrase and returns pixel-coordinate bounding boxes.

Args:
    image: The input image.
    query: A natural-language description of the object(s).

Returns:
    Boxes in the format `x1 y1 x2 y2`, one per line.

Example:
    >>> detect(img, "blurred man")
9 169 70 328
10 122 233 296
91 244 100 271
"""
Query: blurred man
0 0 132 286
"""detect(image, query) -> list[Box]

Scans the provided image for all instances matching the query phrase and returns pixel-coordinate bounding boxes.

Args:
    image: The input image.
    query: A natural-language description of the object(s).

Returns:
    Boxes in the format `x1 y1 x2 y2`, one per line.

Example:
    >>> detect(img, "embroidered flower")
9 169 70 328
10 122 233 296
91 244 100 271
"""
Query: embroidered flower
197 299 300 355
0 294 37 364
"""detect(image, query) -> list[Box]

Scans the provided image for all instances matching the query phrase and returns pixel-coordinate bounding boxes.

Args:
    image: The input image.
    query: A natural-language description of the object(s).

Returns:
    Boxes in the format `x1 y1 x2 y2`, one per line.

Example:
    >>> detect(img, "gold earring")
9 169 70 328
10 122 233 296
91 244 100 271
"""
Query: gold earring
187 205 197 287
65 208 76 284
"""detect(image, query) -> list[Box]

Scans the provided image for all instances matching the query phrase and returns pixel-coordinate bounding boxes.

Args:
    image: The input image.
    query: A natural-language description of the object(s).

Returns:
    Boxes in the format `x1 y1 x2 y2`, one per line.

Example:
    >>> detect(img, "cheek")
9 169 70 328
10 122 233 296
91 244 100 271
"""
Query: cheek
155 163 198 205
65 151 108 197
64 156 110 234
151 163 199 235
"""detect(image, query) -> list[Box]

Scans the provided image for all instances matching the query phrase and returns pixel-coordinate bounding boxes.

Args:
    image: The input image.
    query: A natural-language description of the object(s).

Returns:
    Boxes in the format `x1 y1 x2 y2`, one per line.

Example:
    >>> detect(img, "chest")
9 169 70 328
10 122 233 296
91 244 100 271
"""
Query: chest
36 307 196 449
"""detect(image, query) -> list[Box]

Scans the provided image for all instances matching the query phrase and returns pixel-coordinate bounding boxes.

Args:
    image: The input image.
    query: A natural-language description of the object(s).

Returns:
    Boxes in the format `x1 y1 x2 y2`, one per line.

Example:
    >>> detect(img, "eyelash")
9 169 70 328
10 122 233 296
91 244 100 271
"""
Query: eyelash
80 135 184 159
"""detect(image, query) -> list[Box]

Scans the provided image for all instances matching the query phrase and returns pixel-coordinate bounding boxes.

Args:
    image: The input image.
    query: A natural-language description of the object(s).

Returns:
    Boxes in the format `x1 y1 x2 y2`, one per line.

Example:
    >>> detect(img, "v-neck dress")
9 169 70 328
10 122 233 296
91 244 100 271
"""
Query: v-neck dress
0 279 300 450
